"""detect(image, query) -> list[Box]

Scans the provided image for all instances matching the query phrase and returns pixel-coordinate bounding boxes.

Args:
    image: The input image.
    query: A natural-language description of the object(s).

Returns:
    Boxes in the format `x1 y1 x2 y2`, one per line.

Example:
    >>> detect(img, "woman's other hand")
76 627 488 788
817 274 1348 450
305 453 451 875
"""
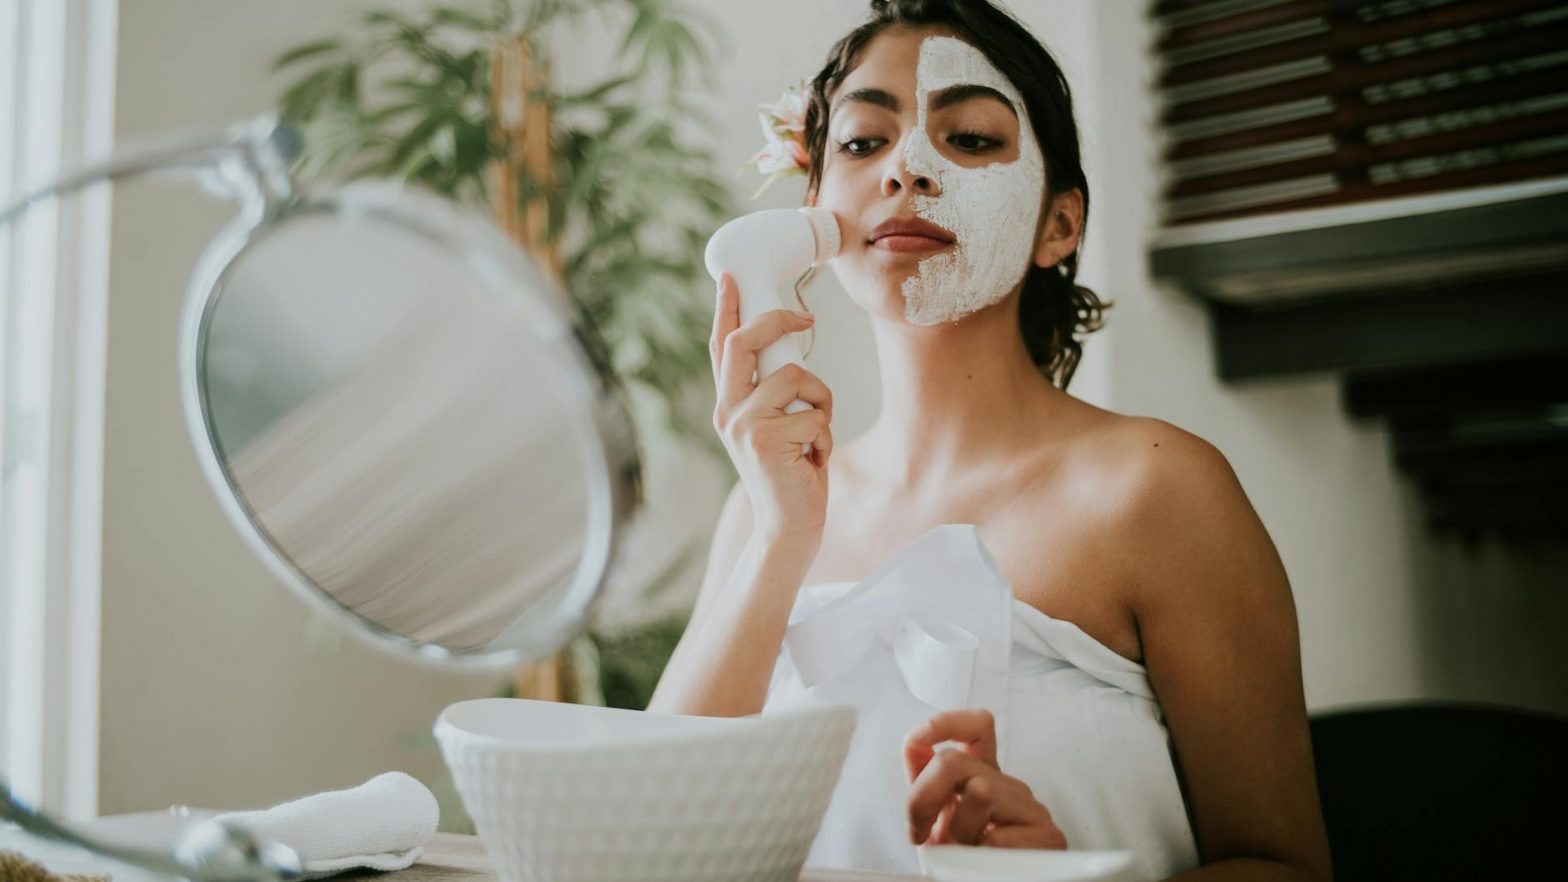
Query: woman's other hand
711 270 833 546
903 708 1069 849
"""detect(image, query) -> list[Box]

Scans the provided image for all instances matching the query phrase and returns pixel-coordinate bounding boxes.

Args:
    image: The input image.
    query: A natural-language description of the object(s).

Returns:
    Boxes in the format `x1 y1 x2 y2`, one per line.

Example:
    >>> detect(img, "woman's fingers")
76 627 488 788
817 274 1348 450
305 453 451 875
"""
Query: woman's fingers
976 819 1069 850
747 361 833 420
709 272 738 381
905 711 1067 850
945 775 999 845
810 421 834 469
927 794 961 845
907 747 993 844
740 408 829 459
908 743 1064 847
716 308 815 411
903 708 1000 783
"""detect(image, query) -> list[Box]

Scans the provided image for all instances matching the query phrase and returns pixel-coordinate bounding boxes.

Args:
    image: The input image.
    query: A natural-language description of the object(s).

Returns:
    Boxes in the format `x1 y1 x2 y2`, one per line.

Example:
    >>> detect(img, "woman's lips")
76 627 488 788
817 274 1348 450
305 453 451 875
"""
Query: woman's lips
871 234 955 254
865 216 956 254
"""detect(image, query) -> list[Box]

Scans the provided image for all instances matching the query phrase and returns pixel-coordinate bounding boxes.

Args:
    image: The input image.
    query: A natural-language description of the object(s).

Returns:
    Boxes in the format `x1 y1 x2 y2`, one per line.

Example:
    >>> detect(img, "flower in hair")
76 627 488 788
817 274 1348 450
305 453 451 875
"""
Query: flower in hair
743 78 811 198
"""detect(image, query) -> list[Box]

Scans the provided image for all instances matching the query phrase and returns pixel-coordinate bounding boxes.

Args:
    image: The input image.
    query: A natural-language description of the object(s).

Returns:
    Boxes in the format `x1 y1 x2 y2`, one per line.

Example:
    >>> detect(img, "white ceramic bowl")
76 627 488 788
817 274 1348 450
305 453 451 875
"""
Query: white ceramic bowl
434 698 857 882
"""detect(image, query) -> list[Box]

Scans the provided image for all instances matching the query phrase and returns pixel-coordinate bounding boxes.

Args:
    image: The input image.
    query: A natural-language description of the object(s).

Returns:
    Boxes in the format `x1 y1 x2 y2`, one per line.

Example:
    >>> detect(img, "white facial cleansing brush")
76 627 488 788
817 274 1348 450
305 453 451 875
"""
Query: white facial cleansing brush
704 206 842 455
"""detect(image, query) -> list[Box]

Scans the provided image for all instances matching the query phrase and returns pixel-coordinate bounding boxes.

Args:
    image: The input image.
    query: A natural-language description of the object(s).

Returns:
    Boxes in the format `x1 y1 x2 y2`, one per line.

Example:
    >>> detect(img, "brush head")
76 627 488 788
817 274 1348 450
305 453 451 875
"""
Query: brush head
703 207 841 290
798 206 842 265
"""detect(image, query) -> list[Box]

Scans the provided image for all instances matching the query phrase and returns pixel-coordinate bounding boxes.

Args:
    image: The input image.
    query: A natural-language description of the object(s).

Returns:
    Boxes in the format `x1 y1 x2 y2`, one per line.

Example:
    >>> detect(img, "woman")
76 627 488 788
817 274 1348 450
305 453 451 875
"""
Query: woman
649 2 1331 880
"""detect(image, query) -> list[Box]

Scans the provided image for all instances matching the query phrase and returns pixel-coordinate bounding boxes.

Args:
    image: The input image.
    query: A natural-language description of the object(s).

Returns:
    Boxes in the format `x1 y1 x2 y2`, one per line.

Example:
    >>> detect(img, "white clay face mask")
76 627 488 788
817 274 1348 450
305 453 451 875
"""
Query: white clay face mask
900 36 1046 326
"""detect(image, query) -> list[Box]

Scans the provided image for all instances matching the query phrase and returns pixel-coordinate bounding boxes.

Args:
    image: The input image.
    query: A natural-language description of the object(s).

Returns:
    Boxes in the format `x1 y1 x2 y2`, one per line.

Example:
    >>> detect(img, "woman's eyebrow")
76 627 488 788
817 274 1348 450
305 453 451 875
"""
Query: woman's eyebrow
931 83 1017 118
830 83 1018 117
833 87 899 115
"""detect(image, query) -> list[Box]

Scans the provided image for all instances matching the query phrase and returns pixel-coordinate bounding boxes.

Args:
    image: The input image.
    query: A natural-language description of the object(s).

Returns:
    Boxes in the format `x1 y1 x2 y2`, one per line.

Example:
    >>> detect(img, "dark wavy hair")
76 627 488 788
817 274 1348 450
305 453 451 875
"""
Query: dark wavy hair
798 0 1109 390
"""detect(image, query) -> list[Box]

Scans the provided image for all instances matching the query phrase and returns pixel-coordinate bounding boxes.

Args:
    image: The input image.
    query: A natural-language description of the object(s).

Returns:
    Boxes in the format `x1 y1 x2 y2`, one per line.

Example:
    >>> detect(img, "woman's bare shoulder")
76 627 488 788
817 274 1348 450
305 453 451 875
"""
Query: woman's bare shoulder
1072 412 1277 601
1044 408 1255 562
1065 409 1235 501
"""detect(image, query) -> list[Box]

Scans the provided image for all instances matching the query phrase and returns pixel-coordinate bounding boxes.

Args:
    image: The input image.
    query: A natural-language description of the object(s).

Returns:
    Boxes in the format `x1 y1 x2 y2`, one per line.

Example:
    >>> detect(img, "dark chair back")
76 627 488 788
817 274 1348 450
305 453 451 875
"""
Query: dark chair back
1310 701 1568 881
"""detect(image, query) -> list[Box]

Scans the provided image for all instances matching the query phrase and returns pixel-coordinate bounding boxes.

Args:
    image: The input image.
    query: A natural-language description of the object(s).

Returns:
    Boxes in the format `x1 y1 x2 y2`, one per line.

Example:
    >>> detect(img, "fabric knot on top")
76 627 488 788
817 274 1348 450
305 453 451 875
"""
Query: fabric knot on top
782 523 1014 763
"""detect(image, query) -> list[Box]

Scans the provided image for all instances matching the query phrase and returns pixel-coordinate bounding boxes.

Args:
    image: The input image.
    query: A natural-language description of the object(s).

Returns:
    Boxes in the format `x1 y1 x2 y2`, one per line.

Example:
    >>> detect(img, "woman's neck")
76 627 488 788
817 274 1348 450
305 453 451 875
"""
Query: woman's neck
858 295 1063 490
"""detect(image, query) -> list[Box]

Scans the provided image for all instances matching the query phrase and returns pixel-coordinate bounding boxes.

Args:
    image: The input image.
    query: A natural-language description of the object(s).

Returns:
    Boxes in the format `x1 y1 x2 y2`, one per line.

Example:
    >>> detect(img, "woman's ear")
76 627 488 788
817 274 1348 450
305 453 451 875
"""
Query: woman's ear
1032 188 1084 270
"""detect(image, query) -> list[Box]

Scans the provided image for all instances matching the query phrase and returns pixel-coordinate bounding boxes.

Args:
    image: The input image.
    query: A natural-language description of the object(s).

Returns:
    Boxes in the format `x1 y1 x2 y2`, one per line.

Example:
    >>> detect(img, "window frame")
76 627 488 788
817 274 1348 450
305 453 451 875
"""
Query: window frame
1 0 118 821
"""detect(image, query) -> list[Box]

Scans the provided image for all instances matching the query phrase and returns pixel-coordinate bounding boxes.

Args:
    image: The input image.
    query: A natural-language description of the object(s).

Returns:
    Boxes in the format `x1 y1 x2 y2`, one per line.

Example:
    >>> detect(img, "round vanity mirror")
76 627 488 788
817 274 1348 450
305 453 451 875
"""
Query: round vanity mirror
181 179 641 667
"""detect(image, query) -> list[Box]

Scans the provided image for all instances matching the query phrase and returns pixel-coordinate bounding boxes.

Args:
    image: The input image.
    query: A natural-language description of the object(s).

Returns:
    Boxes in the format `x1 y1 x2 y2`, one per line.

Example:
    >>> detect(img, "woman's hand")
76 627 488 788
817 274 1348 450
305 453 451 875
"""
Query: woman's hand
903 709 1069 849
711 271 834 545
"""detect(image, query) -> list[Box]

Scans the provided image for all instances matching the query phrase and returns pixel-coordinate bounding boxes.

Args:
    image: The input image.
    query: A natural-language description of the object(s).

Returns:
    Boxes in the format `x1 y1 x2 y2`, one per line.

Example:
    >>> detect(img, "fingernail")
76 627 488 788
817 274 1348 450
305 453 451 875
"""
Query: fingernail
795 310 814 322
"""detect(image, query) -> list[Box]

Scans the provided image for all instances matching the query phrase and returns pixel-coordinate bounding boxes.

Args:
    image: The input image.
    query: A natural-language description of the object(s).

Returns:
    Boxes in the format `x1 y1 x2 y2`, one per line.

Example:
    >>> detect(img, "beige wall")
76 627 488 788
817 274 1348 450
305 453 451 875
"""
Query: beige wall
99 0 1565 823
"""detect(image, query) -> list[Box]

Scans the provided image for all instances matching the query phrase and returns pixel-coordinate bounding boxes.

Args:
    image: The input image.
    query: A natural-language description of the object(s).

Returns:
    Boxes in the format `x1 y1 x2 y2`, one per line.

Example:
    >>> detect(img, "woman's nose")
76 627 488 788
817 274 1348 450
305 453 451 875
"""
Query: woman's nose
882 138 940 198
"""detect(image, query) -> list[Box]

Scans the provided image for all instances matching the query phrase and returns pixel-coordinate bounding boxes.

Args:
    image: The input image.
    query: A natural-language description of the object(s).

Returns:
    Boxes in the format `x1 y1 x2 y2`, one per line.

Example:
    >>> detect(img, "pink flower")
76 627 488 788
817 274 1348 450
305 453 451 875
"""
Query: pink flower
789 138 808 168
751 137 801 175
764 86 808 134
743 79 812 198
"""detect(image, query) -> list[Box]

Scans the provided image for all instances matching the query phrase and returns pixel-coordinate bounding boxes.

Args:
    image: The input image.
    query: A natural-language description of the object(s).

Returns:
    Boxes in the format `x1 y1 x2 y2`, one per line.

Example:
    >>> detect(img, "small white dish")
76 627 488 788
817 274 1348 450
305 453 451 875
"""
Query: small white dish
921 844 1134 882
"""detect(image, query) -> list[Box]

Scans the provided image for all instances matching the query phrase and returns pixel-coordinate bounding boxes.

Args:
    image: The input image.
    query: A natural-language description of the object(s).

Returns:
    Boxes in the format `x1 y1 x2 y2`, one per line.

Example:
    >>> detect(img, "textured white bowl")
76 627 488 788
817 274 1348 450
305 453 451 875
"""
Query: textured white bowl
434 698 857 882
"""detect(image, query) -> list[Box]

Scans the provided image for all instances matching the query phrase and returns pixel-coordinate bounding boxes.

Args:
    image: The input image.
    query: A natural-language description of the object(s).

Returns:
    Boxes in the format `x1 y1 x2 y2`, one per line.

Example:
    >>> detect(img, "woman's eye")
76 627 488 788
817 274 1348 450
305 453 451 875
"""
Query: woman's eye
949 131 1000 152
836 136 883 157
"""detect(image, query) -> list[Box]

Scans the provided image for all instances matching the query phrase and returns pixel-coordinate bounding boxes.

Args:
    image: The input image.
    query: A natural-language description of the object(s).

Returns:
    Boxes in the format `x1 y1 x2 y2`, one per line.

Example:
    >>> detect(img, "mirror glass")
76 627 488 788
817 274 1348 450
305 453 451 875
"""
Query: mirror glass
187 184 638 665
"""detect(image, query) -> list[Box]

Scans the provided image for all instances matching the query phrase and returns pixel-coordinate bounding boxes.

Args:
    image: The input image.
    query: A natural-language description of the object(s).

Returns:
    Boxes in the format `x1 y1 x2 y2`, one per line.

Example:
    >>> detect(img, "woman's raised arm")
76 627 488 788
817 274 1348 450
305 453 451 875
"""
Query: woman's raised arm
647 271 834 717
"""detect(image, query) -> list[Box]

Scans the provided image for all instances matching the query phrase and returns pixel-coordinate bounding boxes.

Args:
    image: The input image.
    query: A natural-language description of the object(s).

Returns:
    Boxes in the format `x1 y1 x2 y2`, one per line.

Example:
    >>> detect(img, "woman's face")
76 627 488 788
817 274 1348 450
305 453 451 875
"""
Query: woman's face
810 27 1049 326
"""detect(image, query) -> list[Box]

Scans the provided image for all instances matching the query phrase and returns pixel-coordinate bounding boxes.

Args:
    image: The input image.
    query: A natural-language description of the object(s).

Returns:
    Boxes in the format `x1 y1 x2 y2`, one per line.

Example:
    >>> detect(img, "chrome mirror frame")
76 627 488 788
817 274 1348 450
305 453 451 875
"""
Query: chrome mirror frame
179 160 641 672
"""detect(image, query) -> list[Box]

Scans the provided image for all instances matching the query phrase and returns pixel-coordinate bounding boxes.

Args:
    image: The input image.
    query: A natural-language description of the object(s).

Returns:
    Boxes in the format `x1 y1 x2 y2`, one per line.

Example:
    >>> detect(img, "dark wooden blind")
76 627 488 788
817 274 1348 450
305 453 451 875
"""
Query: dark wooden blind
1152 0 1568 225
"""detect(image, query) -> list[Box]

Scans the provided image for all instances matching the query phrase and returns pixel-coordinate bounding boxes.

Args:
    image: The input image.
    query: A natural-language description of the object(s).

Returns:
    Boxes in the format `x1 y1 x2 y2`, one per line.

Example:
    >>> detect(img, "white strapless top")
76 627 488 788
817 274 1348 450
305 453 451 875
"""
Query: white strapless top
761 523 1199 881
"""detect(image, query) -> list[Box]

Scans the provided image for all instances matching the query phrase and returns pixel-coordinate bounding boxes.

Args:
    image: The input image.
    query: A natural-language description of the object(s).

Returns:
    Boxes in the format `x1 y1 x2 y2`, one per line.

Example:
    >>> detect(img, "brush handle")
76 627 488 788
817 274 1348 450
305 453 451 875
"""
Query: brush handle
760 334 814 458
704 207 841 463
733 271 814 458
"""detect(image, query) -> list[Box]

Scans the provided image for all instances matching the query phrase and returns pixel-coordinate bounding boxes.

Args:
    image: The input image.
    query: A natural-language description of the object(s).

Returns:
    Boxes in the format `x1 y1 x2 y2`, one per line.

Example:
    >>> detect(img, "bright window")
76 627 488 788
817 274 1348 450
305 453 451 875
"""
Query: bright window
0 0 45 796
1 0 115 818
3 0 64 804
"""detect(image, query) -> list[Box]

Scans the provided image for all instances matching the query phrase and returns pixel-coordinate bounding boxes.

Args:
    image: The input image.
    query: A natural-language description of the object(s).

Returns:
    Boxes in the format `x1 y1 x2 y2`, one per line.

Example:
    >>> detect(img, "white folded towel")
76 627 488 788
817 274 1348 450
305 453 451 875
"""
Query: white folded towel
209 771 439 878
